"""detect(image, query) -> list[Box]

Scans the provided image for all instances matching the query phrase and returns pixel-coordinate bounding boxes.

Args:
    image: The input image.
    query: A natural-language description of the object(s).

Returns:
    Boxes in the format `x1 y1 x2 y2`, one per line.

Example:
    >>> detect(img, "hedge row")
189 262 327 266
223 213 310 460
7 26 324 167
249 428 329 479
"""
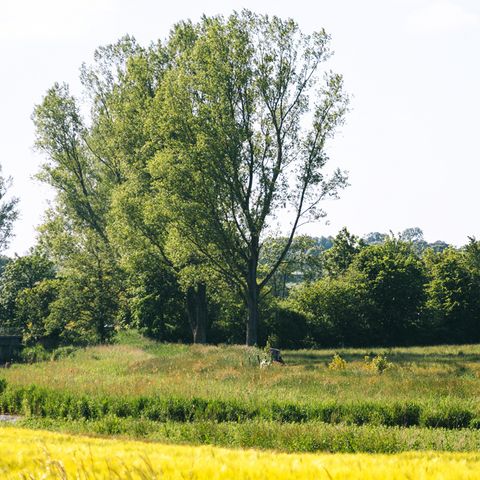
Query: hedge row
0 381 478 429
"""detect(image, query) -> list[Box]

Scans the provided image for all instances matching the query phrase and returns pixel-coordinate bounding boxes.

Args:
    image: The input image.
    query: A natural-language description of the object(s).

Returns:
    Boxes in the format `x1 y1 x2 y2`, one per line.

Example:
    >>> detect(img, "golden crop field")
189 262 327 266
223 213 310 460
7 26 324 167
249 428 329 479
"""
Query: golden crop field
1 427 480 479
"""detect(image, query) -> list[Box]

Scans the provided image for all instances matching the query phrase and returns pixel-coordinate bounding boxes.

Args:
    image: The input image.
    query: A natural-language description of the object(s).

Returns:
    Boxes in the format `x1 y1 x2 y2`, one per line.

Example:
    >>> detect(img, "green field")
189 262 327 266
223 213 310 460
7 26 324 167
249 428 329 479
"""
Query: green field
3 331 480 404
2 331 480 453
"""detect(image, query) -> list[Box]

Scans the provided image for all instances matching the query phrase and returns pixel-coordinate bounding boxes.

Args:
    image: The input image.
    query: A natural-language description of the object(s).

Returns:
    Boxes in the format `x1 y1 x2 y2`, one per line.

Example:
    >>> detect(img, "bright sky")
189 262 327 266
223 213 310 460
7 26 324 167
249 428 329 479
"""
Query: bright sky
1 0 479 255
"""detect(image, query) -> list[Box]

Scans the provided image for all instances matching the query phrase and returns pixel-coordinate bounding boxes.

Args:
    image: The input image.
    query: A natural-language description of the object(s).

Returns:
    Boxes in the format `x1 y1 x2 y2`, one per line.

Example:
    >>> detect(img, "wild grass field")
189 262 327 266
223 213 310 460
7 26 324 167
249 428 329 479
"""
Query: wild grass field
2 426 480 479
2 331 480 455
3 330 480 405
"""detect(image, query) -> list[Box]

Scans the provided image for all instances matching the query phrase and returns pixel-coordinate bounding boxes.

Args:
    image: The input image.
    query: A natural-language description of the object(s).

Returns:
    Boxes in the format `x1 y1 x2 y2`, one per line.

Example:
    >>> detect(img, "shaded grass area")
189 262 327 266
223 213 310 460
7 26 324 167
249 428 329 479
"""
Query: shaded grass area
14 418 480 454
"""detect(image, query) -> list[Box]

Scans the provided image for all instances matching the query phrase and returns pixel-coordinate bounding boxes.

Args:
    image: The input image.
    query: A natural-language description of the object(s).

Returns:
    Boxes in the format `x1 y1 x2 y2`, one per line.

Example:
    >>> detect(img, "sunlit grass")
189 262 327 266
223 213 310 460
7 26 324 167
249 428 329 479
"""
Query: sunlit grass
3 331 480 407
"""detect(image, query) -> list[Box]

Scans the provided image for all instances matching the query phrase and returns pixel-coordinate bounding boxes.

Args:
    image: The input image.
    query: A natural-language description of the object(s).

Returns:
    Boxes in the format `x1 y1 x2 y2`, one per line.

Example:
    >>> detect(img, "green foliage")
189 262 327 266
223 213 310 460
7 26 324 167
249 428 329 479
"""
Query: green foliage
15 279 59 345
46 270 118 346
324 228 364 277
22 3 480 349
425 244 480 343
352 239 427 345
151 11 348 344
0 253 55 334
0 165 19 253
20 345 50 364
285 275 370 347
49 346 77 361
259 235 328 297
276 237 480 348
261 301 308 349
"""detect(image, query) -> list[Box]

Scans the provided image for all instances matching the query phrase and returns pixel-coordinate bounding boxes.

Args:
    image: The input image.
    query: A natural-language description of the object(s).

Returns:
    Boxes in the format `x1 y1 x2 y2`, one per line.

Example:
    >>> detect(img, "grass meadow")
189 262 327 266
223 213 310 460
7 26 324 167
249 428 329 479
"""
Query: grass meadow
2 330 480 460
3 330 480 405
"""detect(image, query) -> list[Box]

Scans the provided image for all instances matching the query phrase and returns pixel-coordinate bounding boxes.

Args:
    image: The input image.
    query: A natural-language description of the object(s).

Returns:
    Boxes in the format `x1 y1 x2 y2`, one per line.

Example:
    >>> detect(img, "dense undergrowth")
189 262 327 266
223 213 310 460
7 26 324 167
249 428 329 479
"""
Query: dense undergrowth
0 381 479 429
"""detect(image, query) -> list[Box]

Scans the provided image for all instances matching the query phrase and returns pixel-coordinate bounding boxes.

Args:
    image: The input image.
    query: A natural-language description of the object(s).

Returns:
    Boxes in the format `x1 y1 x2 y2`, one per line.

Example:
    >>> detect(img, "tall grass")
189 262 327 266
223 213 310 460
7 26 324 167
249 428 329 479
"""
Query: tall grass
3 332 480 455
3 332 480 407
18 417 480 454
1 382 479 429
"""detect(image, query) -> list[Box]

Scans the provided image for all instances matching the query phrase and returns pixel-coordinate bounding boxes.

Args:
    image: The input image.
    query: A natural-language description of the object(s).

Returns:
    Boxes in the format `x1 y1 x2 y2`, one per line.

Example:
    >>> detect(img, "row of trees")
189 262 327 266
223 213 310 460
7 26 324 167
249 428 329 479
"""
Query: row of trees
14 11 348 346
1 222 478 348
0 11 477 349
276 230 480 347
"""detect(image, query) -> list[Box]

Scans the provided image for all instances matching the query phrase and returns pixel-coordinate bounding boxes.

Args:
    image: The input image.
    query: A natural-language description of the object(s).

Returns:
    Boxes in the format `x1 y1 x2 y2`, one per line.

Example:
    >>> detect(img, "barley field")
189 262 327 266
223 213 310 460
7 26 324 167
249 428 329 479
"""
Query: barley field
1 426 480 479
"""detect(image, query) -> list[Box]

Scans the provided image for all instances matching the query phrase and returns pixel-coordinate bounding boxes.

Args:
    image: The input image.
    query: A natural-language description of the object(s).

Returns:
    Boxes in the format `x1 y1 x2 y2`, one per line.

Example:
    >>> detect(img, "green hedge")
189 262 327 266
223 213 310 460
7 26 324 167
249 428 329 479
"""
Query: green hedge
0 382 477 429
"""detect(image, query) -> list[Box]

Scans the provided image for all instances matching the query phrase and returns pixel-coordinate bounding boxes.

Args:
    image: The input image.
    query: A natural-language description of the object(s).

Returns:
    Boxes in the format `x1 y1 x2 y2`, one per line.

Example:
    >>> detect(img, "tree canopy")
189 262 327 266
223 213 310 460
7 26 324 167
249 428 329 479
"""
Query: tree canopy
150 12 349 344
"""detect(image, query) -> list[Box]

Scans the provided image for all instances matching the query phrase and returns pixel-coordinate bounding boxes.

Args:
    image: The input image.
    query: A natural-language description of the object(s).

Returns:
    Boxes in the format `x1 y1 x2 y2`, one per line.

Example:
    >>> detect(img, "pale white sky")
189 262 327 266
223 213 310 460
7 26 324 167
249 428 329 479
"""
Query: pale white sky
1 0 479 255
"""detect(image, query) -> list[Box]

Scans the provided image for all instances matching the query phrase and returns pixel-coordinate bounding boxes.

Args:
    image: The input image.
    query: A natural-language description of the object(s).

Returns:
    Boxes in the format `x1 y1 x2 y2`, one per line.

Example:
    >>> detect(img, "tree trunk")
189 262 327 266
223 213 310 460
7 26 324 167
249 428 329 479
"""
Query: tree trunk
194 283 207 344
246 282 260 346
186 283 208 344
246 242 260 346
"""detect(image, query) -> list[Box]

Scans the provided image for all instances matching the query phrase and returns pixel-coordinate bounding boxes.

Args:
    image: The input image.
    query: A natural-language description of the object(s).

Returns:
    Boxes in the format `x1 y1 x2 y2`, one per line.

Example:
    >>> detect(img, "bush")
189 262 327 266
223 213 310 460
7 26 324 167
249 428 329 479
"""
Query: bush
364 354 393 374
262 303 309 349
421 404 474 429
50 346 77 361
286 277 372 347
328 353 347 371
21 345 50 364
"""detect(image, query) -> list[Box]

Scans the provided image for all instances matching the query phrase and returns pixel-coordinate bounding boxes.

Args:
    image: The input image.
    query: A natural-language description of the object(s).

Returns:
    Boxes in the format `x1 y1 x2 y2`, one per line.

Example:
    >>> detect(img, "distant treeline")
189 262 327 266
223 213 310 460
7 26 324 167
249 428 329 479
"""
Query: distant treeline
270 229 480 348
0 226 478 348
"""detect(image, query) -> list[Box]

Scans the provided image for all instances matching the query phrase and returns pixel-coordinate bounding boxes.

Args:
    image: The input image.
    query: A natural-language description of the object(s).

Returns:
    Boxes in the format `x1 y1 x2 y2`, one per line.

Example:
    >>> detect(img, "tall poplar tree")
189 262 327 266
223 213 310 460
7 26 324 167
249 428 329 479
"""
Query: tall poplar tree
152 11 349 345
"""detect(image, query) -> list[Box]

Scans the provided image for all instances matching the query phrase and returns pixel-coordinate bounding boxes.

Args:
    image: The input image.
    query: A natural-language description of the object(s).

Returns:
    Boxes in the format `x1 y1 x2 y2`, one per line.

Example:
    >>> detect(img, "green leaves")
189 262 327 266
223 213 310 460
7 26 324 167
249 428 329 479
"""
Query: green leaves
30 11 349 345
0 166 18 252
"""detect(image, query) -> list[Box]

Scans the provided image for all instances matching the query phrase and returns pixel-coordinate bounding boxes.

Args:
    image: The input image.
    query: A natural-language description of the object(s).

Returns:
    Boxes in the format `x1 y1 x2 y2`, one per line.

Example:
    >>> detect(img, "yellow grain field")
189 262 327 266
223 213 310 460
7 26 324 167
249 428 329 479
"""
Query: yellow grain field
1 426 479 479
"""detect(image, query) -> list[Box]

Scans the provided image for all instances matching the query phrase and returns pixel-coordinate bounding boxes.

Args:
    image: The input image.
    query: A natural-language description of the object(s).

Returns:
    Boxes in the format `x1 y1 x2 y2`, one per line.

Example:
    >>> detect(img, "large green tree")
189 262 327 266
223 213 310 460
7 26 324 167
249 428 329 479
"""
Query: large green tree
324 227 364 277
425 240 480 343
32 81 123 345
152 12 349 345
352 239 427 345
34 36 213 344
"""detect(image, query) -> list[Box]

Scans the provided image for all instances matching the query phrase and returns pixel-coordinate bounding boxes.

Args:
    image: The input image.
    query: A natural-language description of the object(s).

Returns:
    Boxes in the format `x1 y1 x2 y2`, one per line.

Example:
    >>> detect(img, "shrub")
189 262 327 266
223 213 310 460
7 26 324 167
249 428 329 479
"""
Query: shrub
21 345 50 364
421 404 474 429
50 346 77 361
364 354 393 374
328 353 347 371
